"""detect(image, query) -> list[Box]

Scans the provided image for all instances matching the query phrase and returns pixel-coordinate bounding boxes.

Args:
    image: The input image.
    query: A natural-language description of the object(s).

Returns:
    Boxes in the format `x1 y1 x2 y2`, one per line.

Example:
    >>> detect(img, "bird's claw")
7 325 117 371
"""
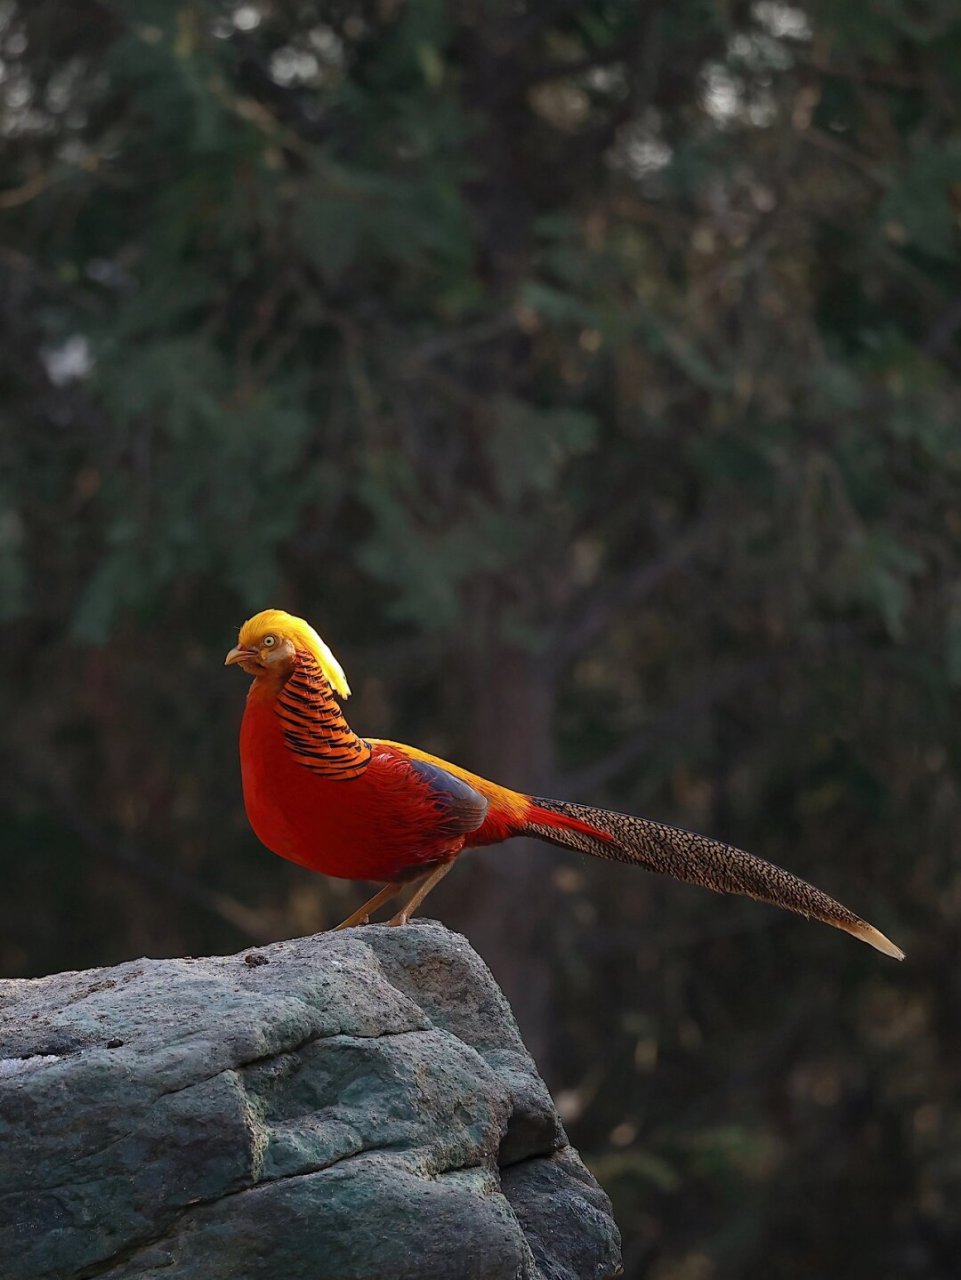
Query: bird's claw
332 912 370 932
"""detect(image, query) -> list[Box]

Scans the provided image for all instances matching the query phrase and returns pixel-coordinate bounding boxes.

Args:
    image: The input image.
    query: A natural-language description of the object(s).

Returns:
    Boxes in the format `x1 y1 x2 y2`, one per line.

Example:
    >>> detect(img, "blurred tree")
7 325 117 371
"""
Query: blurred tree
3 0 961 1276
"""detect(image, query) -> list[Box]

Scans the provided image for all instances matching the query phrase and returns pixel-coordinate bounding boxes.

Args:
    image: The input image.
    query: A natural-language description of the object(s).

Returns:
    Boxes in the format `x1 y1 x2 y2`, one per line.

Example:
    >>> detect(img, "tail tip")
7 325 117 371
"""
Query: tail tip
847 920 905 961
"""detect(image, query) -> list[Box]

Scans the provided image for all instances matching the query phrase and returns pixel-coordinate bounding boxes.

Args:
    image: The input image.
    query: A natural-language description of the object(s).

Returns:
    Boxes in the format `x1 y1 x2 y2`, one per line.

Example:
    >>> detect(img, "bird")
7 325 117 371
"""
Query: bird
225 608 904 959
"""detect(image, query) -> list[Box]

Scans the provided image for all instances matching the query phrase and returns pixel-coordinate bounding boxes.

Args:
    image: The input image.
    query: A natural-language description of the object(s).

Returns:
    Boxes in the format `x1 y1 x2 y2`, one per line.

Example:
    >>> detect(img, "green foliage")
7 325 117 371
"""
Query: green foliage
3 1 961 1276
879 142 961 262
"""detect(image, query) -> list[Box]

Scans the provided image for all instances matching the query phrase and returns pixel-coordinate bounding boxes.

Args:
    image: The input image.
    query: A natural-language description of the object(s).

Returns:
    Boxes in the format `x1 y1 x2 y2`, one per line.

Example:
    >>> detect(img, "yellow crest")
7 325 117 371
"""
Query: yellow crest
237 609 352 698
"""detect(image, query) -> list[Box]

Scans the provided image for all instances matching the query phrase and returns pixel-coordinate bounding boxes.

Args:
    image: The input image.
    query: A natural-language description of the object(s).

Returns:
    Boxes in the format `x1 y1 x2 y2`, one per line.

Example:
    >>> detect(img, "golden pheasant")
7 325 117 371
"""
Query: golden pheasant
226 609 903 958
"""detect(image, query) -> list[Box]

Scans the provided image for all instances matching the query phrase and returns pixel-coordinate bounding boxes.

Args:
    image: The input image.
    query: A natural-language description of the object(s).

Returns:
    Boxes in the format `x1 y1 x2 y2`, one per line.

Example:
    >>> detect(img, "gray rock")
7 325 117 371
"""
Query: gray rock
0 921 622 1280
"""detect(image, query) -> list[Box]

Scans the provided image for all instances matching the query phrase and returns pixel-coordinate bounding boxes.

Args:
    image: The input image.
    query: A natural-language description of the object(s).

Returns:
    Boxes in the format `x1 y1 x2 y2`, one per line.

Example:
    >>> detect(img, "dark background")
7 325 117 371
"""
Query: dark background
3 2 960 1276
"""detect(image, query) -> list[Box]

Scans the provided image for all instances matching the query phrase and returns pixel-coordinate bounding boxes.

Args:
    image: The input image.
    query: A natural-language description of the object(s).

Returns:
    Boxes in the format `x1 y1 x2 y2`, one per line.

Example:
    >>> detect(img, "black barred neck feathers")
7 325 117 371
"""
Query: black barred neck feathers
275 650 371 780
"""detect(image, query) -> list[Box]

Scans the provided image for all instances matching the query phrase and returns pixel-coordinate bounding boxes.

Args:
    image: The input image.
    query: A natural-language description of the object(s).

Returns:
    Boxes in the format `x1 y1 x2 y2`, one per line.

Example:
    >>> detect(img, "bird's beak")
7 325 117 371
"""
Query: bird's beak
225 645 256 667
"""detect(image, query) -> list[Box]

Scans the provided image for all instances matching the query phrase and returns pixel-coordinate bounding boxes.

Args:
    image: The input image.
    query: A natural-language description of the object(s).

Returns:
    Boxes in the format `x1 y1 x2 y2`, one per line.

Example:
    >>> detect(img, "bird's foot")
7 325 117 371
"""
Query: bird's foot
332 911 370 932
332 881 406 931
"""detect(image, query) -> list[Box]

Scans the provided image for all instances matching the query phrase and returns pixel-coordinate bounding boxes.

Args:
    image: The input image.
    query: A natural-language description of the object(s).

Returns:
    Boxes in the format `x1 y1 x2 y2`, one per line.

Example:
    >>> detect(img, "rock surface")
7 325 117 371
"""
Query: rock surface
0 921 622 1280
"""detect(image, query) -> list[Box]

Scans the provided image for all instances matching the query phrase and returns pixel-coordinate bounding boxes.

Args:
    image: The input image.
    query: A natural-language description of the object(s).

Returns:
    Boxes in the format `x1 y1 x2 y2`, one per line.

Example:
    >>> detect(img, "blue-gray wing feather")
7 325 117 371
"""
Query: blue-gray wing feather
407 758 489 837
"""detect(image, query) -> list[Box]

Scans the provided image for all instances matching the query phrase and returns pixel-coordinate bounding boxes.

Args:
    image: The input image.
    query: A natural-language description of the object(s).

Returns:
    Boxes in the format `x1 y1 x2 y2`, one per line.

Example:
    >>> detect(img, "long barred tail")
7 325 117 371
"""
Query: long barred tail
524 797 904 959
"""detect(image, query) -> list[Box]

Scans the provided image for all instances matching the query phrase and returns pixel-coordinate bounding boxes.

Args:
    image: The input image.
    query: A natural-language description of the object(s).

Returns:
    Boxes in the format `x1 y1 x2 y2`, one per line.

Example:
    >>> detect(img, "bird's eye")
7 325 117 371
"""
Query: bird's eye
262 635 276 648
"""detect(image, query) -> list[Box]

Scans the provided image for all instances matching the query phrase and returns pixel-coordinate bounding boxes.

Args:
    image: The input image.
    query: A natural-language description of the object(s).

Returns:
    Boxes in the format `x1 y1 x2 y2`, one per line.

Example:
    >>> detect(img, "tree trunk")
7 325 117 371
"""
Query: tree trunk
448 641 559 1077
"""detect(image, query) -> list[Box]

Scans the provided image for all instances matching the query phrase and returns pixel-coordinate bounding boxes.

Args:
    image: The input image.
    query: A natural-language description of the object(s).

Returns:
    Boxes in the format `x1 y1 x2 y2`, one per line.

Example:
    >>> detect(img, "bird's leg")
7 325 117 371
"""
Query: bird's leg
333 881 405 931
388 861 454 927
